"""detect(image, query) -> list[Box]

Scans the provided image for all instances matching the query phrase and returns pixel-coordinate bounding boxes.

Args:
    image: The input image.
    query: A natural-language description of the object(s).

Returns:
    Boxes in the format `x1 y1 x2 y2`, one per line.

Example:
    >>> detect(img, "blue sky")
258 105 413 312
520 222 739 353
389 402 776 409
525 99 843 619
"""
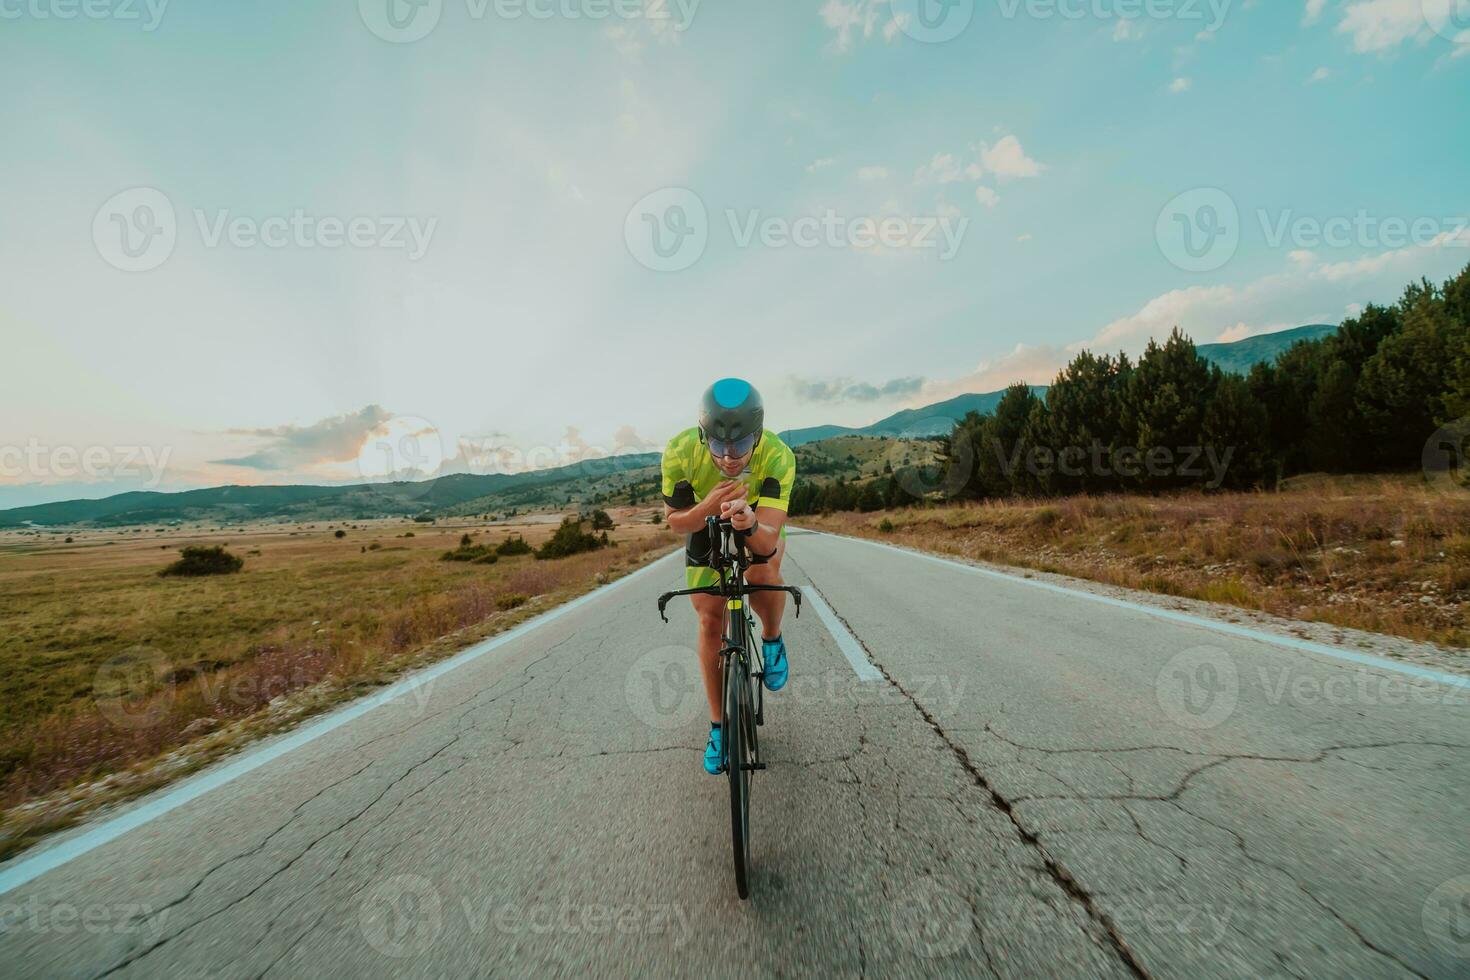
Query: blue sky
2 0 1467 507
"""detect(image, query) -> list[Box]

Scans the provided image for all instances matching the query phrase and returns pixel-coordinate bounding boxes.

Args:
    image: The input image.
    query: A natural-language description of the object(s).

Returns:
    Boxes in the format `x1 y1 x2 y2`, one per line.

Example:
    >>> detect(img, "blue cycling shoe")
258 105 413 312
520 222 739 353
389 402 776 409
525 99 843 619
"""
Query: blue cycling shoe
762 635 789 691
703 724 725 775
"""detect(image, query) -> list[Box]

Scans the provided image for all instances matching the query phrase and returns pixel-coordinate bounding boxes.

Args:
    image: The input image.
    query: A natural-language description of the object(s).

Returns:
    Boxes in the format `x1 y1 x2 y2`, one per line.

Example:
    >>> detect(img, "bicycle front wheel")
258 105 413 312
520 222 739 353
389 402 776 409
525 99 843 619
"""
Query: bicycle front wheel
724 651 752 899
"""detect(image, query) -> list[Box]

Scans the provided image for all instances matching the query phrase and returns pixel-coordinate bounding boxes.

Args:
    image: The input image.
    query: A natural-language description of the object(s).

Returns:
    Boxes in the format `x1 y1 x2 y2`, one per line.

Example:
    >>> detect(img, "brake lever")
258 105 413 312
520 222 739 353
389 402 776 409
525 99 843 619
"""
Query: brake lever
657 592 672 623
791 586 803 619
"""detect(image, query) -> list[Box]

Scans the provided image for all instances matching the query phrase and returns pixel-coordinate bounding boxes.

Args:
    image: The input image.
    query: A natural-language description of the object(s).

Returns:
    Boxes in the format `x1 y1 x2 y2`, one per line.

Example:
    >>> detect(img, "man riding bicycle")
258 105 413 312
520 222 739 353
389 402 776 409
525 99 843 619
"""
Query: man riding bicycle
661 379 796 774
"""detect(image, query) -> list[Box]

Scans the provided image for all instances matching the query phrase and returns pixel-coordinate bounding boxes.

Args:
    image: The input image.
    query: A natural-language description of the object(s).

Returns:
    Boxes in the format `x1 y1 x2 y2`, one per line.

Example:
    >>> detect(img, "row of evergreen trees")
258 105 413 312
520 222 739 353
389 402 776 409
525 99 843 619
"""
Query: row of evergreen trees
789 261 1469 512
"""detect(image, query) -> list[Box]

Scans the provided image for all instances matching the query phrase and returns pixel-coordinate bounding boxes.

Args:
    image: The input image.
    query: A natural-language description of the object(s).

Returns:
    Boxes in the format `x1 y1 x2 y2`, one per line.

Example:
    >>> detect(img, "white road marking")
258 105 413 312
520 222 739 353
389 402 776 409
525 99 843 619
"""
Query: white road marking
802 587 884 682
0 551 681 897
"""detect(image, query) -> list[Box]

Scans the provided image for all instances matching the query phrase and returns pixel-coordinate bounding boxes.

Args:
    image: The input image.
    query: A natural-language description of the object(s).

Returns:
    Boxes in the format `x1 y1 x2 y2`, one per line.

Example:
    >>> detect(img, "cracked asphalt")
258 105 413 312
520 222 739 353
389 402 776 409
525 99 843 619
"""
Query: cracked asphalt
2 531 1467 978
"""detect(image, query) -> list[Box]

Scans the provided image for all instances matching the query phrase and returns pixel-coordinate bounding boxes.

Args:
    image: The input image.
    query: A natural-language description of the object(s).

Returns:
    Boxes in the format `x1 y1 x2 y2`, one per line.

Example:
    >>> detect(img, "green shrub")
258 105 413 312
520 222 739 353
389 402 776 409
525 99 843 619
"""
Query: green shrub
878 518 895 533
589 509 614 530
498 591 530 609
535 517 608 560
442 543 497 563
496 535 533 556
334 529 346 539
160 545 244 577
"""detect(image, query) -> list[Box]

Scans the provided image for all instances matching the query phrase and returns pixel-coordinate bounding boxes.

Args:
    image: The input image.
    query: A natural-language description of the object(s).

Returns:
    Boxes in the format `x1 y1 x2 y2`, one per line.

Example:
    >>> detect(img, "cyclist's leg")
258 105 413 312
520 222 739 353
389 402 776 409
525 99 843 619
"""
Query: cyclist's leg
744 534 787 641
687 565 725 724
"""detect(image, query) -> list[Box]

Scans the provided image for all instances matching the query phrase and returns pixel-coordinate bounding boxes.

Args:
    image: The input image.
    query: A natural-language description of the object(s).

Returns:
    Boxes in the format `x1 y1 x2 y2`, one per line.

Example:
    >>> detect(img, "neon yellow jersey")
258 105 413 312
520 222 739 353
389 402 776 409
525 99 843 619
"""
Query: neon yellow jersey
660 427 796 514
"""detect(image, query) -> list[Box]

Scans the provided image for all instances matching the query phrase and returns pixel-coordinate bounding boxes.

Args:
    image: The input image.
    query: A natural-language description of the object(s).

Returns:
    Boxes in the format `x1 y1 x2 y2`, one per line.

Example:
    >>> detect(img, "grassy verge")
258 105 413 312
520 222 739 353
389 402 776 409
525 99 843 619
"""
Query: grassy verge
799 474 1470 652
0 512 676 860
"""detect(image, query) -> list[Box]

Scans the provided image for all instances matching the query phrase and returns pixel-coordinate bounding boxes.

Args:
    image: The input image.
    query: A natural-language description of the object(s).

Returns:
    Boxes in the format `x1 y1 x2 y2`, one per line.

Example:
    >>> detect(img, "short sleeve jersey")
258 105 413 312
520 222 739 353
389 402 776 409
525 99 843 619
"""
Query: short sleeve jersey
660 428 796 514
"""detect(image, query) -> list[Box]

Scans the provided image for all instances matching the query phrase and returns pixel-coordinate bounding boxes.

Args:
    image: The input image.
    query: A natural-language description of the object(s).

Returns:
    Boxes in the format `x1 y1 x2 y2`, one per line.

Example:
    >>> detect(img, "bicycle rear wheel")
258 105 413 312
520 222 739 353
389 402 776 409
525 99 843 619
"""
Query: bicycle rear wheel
724 651 751 899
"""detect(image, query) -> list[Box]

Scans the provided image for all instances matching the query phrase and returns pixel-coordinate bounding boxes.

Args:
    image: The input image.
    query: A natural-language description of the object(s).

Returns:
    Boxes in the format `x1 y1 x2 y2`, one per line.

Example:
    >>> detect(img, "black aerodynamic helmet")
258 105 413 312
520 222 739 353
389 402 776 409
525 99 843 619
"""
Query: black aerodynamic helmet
699 378 764 458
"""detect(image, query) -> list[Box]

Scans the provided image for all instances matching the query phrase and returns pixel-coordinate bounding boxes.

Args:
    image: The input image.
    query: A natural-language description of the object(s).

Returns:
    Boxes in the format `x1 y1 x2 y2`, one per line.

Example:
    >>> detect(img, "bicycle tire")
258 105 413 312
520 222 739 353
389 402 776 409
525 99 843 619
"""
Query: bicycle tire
724 649 751 899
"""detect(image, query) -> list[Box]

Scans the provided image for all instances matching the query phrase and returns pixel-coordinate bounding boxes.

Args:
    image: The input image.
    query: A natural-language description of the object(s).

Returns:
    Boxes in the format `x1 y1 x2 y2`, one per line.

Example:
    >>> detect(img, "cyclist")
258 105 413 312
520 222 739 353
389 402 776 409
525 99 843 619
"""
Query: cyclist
661 379 796 774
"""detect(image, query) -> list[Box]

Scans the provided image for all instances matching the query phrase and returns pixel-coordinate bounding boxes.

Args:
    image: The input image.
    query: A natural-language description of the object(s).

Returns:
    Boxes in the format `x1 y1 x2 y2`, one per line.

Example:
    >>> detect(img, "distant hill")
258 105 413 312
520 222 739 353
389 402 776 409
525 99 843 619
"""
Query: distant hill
780 324 1337 448
779 388 1048 447
1197 324 1337 375
0 455 658 528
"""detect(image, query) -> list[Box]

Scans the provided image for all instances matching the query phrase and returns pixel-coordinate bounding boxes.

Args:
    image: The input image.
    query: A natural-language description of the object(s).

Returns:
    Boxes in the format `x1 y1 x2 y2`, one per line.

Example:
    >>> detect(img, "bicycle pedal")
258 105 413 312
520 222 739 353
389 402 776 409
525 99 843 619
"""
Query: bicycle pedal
745 762 767 771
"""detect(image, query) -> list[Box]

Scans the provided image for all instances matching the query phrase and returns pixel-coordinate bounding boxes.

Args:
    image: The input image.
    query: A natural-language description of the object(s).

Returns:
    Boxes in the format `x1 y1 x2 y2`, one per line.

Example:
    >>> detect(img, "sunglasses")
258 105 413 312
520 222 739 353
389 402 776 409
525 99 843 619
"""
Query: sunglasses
706 432 757 460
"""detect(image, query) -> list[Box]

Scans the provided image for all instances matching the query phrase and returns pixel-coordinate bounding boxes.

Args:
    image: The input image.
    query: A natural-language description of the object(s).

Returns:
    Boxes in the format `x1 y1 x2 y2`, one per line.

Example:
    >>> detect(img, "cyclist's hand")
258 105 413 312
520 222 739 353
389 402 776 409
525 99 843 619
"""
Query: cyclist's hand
703 481 746 516
722 499 757 531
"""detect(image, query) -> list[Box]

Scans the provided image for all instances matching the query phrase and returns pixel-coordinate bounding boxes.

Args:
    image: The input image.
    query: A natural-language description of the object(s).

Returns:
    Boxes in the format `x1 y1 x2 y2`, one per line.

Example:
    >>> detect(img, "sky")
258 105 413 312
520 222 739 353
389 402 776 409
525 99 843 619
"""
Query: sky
2 0 1468 507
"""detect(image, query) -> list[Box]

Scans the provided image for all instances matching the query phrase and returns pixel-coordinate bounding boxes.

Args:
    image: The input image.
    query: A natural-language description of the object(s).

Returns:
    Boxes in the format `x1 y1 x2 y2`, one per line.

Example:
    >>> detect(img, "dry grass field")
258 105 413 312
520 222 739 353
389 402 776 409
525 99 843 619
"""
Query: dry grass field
0 511 677 858
801 474 1470 652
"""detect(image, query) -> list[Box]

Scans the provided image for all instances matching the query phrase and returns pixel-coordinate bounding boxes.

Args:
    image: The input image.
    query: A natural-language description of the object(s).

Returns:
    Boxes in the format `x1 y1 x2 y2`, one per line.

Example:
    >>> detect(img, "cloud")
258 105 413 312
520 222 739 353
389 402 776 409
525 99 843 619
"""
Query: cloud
979 135 1043 179
1336 0 1442 53
857 166 890 180
974 185 1000 208
1113 19 1143 41
1169 77 1193 93
820 0 895 52
1309 66 1332 82
807 157 836 173
1303 0 1327 25
212 405 395 471
789 375 926 403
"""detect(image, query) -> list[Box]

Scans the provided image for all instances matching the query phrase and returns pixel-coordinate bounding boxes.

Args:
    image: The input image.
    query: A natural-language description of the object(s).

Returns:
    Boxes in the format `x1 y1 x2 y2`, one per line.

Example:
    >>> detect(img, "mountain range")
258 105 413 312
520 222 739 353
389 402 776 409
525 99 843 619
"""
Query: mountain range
777 323 1337 447
2 323 1336 528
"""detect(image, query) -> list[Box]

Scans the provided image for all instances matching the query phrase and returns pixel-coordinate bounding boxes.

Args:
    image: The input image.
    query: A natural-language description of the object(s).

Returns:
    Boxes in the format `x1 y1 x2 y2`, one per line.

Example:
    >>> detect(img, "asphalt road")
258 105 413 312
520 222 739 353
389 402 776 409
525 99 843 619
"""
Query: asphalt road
2 530 1467 978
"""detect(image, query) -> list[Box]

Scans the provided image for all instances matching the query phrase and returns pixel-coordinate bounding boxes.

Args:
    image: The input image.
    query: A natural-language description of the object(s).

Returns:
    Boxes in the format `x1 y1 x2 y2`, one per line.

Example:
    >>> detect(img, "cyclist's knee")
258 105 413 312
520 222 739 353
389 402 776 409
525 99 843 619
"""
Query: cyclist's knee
695 607 723 637
746 561 782 585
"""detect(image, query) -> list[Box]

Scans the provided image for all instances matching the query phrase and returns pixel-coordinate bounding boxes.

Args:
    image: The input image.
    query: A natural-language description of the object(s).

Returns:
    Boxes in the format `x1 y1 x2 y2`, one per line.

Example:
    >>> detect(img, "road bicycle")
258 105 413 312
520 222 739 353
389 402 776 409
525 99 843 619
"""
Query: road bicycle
657 515 802 899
